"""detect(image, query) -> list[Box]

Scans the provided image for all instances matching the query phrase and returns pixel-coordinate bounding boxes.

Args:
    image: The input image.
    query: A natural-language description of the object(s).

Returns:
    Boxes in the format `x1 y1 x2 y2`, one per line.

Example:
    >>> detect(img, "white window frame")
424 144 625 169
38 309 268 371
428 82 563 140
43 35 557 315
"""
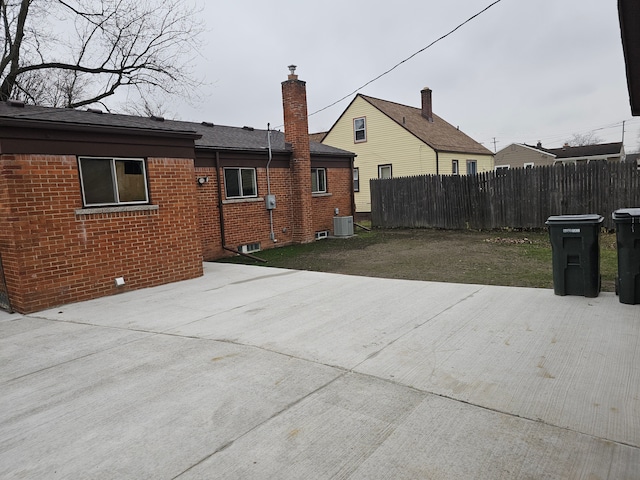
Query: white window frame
240 242 261 254
353 167 360 192
78 156 149 207
524 162 534 169
311 168 327 194
452 159 459 175
224 167 257 199
495 165 510 172
466 160 477 175
354 117 367 143
378 164 392 179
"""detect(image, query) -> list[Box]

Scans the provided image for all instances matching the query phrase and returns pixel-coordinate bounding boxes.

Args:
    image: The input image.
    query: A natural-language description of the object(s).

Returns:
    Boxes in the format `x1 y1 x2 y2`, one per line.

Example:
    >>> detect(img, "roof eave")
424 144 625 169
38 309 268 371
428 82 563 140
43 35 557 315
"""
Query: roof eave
0 117 202 140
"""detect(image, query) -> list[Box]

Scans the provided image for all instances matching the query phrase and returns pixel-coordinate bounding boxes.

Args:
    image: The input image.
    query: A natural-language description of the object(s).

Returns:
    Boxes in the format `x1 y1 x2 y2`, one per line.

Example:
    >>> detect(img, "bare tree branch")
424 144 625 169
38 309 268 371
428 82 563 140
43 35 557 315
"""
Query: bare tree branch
1 0 205 111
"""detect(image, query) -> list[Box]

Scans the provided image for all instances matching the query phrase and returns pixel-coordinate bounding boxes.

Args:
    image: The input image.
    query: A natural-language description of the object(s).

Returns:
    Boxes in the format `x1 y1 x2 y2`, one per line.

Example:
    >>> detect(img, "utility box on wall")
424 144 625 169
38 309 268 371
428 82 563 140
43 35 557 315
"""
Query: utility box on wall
265 194 276 210
333 216 354 237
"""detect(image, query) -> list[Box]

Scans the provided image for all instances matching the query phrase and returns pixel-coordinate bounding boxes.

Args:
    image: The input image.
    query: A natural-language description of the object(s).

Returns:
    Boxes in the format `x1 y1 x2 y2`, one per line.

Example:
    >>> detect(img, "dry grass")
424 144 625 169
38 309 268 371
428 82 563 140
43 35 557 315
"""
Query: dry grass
216 228 618 292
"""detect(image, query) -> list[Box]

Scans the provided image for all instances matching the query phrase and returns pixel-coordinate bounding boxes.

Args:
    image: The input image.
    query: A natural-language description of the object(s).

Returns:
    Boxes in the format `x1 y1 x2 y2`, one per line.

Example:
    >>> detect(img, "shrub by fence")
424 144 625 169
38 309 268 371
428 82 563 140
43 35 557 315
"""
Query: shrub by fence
370 162 640 230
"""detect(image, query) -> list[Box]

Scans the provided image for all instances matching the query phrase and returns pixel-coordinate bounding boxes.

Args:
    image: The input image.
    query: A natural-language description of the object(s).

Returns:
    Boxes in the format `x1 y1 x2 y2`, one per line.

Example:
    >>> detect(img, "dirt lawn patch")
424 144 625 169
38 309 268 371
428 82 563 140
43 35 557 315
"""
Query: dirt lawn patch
217 228 618 292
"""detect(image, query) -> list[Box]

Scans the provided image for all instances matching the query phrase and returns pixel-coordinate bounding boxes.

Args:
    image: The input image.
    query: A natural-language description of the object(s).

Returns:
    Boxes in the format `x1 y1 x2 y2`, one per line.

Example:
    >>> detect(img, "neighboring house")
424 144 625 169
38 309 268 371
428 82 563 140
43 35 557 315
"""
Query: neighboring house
321 88 494 215
495 141 625 169
494 143 556 169
625 152 640 168
309 132 327 143
0 68 355 314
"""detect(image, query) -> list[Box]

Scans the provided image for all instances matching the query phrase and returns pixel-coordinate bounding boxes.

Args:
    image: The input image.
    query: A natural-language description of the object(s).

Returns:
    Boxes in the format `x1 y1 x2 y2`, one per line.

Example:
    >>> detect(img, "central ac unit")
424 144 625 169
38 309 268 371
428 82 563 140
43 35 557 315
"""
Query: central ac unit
333 216 354 237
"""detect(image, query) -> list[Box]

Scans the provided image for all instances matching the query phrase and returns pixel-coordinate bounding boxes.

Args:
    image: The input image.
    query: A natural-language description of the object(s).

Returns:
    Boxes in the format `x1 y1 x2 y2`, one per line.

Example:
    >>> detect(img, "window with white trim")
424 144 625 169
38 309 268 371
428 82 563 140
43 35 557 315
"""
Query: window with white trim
353 167 360 192
524 162 534 169
78 157 149 207
224 167 257 198
452 159 459 175
354 117 366 143
466 160 477 175
311 168 327 193
378 164 392 179
495 165 509 177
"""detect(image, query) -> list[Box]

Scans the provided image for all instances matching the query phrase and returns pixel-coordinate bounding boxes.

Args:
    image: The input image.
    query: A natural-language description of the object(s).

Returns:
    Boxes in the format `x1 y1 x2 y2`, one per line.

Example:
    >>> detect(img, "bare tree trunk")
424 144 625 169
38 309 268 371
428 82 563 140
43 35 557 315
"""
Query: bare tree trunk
0 0 30 100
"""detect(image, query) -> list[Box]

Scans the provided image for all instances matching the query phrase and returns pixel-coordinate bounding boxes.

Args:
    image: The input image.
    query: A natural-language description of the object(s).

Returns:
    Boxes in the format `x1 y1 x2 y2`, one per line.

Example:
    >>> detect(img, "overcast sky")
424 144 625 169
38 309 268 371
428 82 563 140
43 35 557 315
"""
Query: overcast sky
164 0 638 153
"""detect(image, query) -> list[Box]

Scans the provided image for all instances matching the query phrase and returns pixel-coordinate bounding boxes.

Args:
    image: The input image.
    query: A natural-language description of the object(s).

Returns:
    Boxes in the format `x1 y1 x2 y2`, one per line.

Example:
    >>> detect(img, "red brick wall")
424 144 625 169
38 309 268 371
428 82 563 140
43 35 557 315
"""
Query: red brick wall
195 166 224 260
282 76 314 244
0 154 203 313
312 167 355 234
195 163 353 260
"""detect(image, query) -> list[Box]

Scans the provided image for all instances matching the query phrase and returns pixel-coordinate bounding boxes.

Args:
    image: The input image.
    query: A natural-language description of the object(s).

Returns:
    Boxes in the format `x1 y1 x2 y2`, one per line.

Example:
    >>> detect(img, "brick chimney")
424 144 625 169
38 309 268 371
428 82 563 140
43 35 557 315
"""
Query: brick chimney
282 65 314 244
421 87 433 122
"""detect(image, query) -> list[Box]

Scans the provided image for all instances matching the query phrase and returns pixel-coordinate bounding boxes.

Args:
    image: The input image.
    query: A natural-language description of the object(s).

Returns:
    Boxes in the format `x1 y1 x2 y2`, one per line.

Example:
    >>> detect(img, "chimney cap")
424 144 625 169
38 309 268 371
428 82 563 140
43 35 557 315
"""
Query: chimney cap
288 65 297 75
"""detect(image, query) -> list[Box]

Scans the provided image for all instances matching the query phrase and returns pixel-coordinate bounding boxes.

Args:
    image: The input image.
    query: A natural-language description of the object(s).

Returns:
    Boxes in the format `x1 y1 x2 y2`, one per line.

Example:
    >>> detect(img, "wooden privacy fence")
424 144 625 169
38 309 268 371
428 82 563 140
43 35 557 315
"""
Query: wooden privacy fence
371 162 640 230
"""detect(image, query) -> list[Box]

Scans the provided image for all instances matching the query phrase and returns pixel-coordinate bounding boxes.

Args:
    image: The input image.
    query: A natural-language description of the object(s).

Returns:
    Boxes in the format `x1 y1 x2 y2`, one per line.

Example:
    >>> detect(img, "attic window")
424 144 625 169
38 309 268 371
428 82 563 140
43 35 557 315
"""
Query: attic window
354 117 366 143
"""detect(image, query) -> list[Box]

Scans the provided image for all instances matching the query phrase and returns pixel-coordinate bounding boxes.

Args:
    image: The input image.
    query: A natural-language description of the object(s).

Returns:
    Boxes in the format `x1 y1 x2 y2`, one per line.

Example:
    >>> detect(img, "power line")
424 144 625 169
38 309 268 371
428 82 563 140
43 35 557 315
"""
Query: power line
307 0 504 119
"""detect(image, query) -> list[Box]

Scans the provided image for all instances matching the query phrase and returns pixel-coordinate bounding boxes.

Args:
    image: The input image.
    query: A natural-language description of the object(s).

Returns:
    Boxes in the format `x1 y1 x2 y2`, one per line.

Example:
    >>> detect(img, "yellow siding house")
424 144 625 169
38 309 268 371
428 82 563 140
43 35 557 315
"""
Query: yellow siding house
321 89 494 215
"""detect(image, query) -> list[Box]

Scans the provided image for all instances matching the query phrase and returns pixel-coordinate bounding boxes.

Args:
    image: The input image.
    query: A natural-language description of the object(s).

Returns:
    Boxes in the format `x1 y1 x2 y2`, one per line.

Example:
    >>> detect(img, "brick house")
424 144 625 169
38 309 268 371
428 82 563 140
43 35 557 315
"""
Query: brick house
0 69 355 313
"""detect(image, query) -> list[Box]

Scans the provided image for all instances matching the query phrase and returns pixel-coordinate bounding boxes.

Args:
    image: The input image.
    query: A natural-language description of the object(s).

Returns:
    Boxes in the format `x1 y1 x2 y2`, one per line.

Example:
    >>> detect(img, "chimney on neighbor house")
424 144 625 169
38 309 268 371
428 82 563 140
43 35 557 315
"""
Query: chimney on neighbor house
421 87 433 122
282 65 314 244
537 141 542 148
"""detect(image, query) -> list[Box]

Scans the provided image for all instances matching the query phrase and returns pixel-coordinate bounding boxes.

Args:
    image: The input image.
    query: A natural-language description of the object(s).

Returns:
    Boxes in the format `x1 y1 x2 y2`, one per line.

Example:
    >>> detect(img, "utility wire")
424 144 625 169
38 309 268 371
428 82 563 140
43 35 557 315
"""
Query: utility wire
307 0 504 119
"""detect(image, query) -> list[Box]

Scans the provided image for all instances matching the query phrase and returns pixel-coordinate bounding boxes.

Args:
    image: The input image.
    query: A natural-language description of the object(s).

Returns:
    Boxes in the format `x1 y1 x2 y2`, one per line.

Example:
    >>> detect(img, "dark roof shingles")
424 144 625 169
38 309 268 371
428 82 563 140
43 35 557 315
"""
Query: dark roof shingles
360 95 493 156
0 102 353 156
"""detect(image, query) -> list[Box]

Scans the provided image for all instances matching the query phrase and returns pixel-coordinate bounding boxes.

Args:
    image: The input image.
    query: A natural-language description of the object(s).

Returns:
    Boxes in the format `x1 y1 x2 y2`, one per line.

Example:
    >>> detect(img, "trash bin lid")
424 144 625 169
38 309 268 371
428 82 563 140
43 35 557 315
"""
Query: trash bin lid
612 208 640 222
545 214 604 225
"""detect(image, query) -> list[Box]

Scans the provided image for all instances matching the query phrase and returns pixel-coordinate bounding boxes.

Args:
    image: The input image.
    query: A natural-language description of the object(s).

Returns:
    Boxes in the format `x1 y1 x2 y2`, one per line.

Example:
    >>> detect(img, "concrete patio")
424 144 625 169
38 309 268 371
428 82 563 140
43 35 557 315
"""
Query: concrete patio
1 262 639 479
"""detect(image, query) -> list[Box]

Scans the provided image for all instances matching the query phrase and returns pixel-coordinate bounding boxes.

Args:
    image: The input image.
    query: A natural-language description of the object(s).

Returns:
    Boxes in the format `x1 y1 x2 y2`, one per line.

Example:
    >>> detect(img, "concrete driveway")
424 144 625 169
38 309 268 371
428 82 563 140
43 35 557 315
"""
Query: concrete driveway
1 263 639 479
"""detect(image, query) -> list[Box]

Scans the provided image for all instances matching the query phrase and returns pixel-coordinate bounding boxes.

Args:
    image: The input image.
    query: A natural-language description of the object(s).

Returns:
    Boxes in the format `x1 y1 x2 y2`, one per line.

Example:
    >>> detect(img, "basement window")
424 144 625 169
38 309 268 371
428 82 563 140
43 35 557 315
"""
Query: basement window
311 168 327 193
240 242 260 254
315 230 329 240
224 167 257 199
78 157 149 207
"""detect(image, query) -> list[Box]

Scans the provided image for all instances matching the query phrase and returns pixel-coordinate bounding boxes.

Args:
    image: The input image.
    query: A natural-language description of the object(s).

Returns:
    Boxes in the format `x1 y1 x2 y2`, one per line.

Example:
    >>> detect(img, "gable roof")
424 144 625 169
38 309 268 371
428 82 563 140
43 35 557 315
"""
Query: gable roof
309 132 327 143
357 94 492 156
496 143 557 158
531 142 623 159
0 101 353 157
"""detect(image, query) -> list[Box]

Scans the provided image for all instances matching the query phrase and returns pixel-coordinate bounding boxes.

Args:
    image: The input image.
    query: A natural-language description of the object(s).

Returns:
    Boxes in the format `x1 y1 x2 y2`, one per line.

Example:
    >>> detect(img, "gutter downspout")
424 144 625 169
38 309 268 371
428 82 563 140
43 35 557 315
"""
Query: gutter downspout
215 152 226 248
267 124 276 242
215 151 267 264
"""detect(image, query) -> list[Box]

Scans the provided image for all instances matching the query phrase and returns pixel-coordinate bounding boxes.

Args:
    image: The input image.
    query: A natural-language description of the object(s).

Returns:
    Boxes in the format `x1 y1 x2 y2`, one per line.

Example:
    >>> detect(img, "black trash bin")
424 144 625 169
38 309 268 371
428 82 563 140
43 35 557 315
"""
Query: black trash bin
545 214 604 297
612 208 640 305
